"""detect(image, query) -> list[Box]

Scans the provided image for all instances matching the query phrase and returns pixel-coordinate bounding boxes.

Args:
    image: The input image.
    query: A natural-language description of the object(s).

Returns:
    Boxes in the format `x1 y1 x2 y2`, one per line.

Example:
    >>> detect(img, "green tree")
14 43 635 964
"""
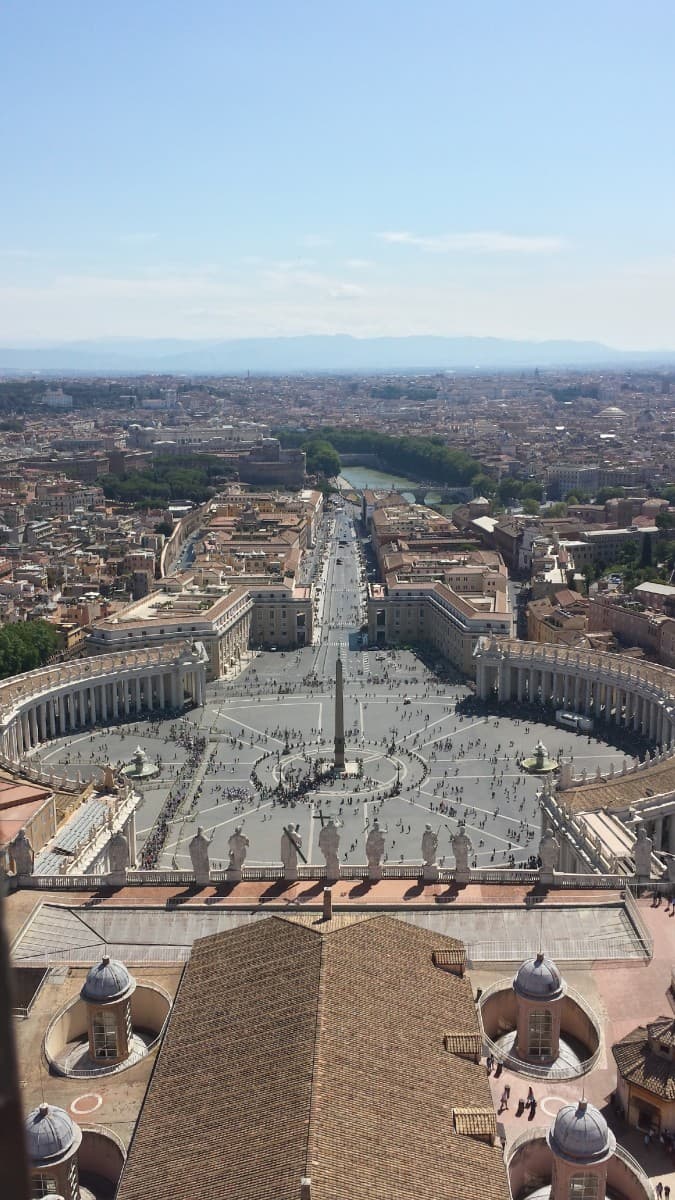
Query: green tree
302 438 341 478
0 619 60 680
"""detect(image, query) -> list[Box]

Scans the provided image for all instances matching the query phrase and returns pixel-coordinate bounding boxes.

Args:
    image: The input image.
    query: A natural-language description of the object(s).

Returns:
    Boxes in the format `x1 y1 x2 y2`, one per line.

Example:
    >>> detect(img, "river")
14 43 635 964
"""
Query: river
337 465 448 510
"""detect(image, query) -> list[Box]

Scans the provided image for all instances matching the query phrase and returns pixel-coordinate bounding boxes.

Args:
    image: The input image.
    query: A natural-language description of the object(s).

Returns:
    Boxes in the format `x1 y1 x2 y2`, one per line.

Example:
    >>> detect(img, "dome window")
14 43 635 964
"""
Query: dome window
569 1174 599 1200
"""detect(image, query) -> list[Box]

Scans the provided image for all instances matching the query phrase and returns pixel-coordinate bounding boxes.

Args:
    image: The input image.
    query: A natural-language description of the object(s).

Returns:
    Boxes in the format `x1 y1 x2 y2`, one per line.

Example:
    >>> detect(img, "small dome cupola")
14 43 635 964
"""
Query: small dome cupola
26 1103 81 1165
548 1099 616 1164
80 955 134 1005
513 953 566 1065
514 952 565 1001
80 955 136 1066
25 1103 82 1200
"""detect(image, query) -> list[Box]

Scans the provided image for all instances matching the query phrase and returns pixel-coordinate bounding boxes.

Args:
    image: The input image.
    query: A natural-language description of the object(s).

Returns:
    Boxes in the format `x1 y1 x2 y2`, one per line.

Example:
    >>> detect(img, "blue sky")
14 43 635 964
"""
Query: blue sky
2 0 675 347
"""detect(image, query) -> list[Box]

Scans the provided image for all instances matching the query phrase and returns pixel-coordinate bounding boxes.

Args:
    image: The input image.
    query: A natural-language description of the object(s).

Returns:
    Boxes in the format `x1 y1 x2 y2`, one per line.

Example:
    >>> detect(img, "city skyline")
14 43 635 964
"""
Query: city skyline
3 1 675 347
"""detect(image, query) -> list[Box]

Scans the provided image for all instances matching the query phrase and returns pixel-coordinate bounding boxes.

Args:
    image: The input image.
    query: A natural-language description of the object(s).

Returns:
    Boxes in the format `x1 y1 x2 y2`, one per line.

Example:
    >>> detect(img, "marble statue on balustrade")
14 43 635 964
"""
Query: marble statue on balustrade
366 818 386 881
538 828 560 882
10 828 34 877
281 823 302 881
422 823 439 881
319 818 341 881
227 826 249 880
633 824 653 881
101 764 116 792
451 825 473 883
189 826 213 887
107 830 129 884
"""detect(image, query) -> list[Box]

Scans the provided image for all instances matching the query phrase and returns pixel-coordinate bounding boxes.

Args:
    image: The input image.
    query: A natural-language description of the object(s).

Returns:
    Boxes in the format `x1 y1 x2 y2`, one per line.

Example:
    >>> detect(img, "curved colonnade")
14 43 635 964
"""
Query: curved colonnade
476 639 675 752
0 640 208 780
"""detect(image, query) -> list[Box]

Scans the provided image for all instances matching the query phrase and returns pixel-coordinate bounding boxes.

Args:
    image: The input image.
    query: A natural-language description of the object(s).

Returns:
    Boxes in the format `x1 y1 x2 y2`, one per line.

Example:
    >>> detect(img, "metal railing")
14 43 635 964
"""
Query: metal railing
478 978 602 1079
613 1144 656 1199
624 887 654 959
504 1130 655 1200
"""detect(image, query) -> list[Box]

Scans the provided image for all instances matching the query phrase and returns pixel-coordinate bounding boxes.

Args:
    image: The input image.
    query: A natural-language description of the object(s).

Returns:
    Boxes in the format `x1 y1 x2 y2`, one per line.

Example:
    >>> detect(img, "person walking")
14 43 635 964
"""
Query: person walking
655 1184 663 1200
500 1085 510 1111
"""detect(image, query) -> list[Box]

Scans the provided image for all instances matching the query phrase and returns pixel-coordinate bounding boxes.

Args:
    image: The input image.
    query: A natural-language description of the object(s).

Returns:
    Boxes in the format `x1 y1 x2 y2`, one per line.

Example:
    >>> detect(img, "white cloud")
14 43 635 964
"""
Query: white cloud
377 230 565 254
344 258 374 270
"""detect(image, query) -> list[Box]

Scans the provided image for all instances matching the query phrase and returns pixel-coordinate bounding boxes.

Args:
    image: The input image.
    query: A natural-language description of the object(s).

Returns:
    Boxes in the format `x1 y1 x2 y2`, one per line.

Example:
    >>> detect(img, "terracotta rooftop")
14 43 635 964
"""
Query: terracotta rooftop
612 1017 675 1100
562 753 675 813
116 913 510 1200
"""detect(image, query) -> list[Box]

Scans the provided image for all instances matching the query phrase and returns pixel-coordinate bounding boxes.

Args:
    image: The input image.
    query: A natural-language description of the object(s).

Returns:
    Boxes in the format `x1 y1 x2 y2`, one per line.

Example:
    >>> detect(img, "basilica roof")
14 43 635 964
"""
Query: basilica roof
116 914 510 1200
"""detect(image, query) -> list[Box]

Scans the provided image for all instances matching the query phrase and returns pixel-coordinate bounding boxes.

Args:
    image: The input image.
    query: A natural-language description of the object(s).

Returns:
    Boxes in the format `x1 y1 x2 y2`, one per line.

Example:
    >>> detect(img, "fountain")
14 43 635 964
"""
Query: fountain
121 745 160 780
520 737 559 775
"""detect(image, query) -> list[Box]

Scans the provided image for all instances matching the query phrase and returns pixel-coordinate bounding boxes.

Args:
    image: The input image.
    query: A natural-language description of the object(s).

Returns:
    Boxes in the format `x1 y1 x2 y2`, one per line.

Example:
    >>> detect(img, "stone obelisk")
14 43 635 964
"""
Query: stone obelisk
334 651 345 770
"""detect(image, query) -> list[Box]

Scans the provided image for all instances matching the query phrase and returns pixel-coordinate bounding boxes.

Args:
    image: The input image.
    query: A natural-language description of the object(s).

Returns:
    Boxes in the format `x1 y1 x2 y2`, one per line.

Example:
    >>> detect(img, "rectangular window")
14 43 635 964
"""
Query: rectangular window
33 1176 58 1198
569 1175 598 1200
92 1007 118 1059
528 1009 552 1058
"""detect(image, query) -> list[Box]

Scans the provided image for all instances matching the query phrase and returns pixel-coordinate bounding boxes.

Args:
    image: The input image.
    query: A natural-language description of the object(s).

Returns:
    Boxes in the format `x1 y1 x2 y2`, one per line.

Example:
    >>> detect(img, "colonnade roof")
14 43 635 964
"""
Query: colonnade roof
561 752 675 813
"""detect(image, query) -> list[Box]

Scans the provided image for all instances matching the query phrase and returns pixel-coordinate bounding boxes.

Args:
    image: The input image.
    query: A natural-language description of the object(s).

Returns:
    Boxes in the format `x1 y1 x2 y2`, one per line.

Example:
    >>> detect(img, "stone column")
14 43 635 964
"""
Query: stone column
172 671 181 709
28 707 38 747
88 686 96 726
123 680 130 717
158 673 165 710
112 681 119 720
59 697 66 735
476 659 487 701
135 677 142 713
517 668 524 703
38 703 47 742
498 660 511 702
21 711 31 750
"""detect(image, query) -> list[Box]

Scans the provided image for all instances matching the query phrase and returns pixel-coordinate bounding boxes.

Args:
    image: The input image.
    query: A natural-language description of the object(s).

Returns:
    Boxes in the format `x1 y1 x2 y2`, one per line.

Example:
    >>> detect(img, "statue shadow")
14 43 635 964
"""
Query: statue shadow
82 887 116 907
166 884 213 906
404 879 425 899
258 880 295 902
347 879 374 898
297 881 326 901
524 884 549 905
434 882 464 903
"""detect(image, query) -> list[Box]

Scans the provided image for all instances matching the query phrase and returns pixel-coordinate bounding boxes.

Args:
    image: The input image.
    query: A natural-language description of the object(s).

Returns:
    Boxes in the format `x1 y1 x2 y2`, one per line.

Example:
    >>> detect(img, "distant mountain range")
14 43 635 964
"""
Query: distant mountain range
1 335 674 374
